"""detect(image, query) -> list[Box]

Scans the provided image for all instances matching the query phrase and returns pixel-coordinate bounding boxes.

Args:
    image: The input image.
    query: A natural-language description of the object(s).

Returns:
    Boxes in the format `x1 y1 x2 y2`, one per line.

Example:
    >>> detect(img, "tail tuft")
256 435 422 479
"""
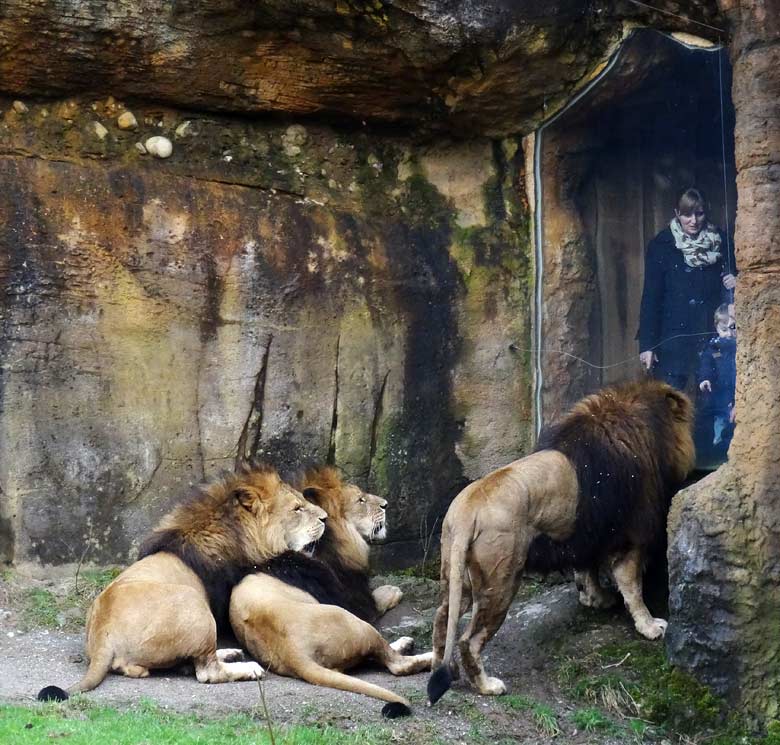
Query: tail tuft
427 664 454 705
37 686 69 702
381 702 411 719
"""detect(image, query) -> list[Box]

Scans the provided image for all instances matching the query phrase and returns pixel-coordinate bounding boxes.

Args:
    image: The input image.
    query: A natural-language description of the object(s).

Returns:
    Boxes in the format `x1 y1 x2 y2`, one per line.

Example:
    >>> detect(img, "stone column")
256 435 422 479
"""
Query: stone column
667 0 780 722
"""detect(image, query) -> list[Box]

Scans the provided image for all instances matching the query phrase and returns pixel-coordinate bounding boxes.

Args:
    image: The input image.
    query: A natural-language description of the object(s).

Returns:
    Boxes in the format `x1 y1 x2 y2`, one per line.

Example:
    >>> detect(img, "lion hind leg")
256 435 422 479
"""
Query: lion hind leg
574 568 618 609
457 539 524 696
115 662 150 678
458 607 508 697
611 548 667 640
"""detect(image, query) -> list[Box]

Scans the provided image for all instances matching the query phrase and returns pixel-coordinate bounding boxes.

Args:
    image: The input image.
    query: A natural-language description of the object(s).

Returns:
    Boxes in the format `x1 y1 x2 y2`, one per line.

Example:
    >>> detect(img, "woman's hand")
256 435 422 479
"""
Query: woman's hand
639 351 657 370
722 273 737 290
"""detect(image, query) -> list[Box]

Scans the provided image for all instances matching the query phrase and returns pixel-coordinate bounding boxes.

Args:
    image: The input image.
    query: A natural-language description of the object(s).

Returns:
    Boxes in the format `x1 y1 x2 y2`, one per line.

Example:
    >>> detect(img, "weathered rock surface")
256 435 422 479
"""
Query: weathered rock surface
667 0 780 723
0 1 723 137
0 98 532 565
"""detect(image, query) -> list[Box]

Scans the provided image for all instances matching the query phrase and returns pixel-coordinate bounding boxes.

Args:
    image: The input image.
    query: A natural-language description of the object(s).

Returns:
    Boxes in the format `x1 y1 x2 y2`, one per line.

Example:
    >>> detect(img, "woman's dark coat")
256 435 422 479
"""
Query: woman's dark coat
638 226 734 377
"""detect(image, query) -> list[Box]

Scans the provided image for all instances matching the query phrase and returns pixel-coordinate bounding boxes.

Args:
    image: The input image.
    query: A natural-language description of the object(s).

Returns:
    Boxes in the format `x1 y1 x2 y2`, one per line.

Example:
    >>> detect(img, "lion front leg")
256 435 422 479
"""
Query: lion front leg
610 548 667 640
194 652 264 683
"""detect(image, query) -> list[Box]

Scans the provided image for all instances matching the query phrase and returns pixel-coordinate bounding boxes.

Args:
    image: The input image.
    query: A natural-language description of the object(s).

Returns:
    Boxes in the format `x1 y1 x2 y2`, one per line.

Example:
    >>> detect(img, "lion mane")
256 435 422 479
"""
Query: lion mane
526 380 694 571
255 465 385 621
428 380 694 705
38 462 326 702
136 462 302 630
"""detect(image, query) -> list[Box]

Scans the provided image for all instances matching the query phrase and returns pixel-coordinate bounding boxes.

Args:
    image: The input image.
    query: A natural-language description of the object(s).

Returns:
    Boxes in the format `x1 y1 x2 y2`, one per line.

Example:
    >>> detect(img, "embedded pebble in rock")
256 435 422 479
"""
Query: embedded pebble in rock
117 111 138 130
92 121 108 140
282 124 308 157
12 100 28 114
144 136 172 158
135 142 147 154
175 120 191 137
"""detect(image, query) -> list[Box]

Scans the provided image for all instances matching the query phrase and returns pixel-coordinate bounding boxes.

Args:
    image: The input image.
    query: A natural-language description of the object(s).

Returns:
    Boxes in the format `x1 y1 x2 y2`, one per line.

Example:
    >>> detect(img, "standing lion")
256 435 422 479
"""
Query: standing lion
428 380 694 704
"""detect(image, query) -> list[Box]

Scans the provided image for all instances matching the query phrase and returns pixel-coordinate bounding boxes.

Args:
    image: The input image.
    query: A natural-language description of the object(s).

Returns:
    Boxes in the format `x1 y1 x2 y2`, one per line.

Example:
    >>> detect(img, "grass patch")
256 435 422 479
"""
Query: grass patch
6 567 122 631
558 639 780 743
395 563 439 581
498 695 560 737
0 700 394 745
571 707 616 733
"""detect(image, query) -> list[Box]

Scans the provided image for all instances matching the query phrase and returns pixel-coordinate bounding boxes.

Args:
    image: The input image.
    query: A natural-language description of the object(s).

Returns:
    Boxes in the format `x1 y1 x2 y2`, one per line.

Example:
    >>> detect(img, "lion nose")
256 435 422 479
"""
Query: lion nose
380 499 387 510
319 513 327 523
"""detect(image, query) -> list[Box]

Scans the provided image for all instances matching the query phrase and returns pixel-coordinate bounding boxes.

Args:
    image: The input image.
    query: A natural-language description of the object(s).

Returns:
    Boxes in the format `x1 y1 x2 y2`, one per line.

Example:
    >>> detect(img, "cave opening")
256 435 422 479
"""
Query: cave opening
535 28 737 470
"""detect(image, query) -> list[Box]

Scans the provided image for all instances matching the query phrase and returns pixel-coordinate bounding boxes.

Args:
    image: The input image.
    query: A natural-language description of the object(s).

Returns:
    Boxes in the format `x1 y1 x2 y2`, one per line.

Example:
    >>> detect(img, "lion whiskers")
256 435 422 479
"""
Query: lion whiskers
371 519 387 542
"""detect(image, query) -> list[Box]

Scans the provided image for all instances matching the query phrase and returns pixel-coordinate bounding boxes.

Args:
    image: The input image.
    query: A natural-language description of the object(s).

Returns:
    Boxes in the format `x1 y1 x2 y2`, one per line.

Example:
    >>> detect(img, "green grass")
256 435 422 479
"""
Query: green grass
557 639 780 743
8 567 122 631
0 700 394 745
570 707 615 733
498 695 560 737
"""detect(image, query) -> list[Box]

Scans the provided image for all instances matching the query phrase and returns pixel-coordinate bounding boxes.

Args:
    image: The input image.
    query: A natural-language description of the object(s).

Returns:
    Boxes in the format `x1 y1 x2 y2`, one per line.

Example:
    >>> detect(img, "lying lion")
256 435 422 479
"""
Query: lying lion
255 465 403 621
230 466 432 717
428 380 694 704
38 463 326 701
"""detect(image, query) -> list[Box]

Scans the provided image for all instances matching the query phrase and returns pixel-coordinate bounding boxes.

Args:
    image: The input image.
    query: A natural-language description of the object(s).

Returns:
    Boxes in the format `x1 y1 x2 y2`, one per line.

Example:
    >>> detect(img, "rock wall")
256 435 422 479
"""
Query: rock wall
0 99 533 565
667 0 780 722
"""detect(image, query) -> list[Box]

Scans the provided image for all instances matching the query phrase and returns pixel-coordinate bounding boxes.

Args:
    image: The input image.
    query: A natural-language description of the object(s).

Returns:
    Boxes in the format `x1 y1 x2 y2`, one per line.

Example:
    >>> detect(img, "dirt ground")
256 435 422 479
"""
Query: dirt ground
0 568 677 744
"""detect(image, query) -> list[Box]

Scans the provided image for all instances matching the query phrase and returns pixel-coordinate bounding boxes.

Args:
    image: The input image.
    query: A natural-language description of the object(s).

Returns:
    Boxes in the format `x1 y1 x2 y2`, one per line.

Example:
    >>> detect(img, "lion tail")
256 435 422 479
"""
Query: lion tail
291 656 411 717
427 524 471 706
37 645 114 702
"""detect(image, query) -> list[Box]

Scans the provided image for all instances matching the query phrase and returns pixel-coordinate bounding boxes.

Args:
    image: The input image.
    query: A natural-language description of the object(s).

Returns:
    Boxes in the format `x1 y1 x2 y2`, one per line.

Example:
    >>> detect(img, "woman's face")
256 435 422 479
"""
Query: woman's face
675 207 706 237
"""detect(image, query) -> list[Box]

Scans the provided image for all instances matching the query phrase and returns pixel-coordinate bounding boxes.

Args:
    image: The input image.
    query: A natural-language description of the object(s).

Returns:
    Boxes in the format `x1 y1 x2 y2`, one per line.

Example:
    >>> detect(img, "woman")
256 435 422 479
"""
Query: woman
638 187 736 391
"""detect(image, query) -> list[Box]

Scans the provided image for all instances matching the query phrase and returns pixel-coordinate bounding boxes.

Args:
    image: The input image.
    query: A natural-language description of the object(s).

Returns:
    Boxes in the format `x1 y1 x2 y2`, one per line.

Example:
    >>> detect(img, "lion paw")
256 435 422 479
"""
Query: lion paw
477 676 507 696
373 585 403 613
390 636 415 654
233 661 264 680
636 617 668 640
217 648 245 663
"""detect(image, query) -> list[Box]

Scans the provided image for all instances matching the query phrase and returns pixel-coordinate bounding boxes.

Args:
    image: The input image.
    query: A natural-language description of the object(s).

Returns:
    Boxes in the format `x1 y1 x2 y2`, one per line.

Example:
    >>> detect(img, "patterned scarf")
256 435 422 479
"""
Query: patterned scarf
670 217 722 268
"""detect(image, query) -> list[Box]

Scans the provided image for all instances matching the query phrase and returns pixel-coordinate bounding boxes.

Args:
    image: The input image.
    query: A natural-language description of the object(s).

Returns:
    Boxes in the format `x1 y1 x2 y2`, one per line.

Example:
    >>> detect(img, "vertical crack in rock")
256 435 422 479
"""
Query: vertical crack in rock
236 333 273 467
124 453 164 505
194 353 206 479
327 332 341 465
367 370 390 481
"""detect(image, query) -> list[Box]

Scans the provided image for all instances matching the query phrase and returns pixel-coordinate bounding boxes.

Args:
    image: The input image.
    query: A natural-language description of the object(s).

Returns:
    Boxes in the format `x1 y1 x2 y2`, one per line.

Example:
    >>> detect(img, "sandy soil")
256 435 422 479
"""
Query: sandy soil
0 571 648 744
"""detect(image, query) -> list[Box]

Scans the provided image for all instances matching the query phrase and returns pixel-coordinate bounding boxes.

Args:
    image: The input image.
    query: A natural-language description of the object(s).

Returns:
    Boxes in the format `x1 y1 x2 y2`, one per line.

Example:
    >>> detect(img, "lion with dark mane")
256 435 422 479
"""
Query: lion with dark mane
38 462 326 702
230 466 431 718
428 380 694 704
252 465 403 621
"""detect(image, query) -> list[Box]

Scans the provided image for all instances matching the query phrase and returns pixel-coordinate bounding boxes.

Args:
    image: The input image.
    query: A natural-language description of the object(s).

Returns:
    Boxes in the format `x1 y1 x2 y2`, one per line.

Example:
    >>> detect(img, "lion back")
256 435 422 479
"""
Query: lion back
526 380 695 572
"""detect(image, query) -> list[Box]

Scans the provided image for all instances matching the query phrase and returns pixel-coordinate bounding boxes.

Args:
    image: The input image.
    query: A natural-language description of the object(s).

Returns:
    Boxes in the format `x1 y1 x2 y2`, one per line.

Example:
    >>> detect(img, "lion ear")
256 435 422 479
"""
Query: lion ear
303 486 324 505
232 487 258 513
666 389 692 420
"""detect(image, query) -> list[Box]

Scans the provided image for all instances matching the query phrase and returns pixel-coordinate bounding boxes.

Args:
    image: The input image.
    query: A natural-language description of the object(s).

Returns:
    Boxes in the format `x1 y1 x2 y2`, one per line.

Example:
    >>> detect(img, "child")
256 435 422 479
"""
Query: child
698 304 737 447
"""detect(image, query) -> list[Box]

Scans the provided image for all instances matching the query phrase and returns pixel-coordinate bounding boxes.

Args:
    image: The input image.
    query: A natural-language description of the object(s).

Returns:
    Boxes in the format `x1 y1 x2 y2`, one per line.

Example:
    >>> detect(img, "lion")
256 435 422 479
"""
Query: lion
427 380 695 704
37 462 327 702
230 466 432 718
255 465 403 621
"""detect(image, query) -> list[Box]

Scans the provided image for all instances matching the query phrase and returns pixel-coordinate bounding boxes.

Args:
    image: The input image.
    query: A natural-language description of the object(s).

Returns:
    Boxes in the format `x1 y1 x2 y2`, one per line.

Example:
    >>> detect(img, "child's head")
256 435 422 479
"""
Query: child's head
714 303 736 339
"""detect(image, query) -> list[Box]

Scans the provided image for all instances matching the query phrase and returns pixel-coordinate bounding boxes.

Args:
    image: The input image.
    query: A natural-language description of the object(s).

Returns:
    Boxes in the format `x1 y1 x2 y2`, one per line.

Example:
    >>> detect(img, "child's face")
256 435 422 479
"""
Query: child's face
715 313 736 339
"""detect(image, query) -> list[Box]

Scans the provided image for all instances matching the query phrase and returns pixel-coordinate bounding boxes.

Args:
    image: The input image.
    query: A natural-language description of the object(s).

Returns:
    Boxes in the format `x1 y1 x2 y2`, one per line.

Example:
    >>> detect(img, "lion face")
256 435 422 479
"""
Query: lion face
231 469 327 560
341 485 388 542
266 481 328 554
